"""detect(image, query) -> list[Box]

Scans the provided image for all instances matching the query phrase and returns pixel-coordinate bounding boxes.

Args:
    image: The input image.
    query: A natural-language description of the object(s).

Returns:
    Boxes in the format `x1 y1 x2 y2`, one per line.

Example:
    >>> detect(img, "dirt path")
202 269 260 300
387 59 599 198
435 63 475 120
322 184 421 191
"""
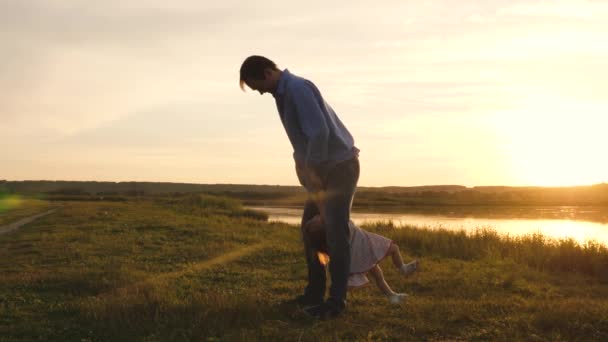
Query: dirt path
156 242 269 281
0 208 58 236
106 241 270 297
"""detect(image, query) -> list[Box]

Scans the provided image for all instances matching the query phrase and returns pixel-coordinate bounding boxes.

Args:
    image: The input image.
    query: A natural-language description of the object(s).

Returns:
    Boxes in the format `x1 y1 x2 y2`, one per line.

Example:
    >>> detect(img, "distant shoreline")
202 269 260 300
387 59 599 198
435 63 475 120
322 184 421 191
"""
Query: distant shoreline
2 180 607 208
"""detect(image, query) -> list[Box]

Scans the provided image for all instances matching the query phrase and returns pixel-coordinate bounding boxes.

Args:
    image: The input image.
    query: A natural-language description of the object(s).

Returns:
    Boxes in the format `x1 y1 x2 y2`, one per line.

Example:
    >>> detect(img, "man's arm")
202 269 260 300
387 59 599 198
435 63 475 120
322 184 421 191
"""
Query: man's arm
290 81 329 189
295 158 324 193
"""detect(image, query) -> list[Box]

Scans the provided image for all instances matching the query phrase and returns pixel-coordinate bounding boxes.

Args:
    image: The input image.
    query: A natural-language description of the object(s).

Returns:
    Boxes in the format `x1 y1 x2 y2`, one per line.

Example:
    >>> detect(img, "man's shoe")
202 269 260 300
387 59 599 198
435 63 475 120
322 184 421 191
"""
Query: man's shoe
319 299 345 320
302 300 345 320
295 294 323 308
302 303 325 318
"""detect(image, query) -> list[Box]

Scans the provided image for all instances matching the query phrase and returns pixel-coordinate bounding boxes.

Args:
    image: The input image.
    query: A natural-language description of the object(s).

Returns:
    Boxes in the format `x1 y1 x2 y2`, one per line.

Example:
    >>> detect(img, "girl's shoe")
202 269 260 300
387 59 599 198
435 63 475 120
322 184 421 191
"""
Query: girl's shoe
400 260 419 277
388 292 408 304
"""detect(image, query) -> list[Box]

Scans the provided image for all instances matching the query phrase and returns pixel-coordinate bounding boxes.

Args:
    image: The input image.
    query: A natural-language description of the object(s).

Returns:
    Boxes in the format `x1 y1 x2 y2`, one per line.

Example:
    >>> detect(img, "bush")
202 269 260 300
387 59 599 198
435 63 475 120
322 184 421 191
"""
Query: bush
365 222 608 282
169 194 268 221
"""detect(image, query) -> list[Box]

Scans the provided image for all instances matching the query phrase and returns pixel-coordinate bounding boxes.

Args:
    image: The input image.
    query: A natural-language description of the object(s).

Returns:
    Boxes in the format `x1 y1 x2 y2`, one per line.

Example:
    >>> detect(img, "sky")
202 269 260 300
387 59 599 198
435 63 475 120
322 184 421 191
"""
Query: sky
1 0 607 187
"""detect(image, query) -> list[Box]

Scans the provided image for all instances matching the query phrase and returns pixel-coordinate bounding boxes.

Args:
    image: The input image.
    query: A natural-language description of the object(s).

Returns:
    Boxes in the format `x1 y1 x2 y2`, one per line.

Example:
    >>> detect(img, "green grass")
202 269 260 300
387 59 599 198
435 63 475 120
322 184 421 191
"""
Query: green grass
365 221 608 282
1 195 607 341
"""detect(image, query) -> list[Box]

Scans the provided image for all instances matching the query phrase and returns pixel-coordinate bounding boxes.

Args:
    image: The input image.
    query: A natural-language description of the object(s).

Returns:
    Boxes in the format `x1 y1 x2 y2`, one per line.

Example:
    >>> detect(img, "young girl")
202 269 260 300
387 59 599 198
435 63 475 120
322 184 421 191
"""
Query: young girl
303 215 419 304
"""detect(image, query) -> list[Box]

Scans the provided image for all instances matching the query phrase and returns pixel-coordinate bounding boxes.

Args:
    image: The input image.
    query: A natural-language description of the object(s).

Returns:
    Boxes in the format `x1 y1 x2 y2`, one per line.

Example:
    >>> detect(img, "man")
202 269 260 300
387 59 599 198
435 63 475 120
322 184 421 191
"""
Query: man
239 55 360 319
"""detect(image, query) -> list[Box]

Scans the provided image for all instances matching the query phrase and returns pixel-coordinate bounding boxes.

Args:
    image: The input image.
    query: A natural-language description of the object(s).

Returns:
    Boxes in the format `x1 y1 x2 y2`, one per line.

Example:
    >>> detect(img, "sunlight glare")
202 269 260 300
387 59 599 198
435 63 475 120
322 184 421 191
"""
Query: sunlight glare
489 99 608 186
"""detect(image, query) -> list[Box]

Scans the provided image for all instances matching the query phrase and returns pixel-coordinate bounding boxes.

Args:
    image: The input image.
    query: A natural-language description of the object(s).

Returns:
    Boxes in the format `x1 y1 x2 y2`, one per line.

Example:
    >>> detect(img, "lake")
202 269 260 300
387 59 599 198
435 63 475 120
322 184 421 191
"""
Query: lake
247 206 608 246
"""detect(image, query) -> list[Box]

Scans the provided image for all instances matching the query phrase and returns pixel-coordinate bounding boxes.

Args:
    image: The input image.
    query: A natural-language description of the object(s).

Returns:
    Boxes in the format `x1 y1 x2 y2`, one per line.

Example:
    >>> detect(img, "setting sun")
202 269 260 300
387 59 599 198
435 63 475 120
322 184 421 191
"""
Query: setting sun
489 103 607 186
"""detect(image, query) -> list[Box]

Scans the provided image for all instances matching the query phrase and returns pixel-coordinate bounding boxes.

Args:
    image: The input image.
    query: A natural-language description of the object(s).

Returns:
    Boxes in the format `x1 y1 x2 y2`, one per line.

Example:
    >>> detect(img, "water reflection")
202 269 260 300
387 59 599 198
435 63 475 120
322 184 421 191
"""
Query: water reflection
248 206 608 246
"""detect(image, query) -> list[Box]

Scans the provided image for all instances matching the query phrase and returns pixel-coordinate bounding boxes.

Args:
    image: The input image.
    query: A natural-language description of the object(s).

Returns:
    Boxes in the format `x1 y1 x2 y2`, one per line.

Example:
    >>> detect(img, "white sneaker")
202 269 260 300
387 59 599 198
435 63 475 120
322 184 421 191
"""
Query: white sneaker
388 293 408 304
400 260 419 277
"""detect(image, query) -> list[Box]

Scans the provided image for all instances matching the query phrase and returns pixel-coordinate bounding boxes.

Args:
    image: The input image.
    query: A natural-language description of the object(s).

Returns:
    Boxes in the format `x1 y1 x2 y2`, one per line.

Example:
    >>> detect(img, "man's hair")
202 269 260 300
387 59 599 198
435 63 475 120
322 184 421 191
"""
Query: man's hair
239 55 278 90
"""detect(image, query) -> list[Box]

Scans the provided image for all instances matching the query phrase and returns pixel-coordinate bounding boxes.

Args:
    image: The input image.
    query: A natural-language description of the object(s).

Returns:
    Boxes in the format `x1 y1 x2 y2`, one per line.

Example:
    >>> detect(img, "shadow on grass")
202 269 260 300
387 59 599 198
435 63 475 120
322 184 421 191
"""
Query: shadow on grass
71 284 318 341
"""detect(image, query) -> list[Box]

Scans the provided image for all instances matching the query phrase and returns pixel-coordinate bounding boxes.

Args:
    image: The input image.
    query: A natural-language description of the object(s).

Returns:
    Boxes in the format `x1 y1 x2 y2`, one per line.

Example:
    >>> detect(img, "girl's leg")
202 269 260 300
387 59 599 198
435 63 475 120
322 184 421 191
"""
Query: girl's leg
369 265 409 304
389 244 404 268
389 243 419 276
368 265 395 296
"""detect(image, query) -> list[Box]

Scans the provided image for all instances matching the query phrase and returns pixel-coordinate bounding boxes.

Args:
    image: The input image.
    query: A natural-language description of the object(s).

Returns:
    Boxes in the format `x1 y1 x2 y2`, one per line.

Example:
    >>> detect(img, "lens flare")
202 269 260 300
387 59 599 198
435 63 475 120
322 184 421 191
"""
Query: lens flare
317 251 330 266
0 194 23 213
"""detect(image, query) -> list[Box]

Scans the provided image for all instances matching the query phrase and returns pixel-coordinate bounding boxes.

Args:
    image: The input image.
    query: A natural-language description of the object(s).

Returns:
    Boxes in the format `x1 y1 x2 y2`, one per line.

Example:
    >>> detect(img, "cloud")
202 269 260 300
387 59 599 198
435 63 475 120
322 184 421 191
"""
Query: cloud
0 0 262 132
2 1 608 185
50 97 279 148
497 0 608 18
0 1 246 47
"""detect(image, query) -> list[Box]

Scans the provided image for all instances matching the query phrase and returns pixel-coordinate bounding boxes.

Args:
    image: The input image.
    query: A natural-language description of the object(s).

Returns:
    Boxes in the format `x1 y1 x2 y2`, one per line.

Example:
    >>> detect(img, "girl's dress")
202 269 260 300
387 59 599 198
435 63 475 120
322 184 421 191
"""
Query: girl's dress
318 220 393 288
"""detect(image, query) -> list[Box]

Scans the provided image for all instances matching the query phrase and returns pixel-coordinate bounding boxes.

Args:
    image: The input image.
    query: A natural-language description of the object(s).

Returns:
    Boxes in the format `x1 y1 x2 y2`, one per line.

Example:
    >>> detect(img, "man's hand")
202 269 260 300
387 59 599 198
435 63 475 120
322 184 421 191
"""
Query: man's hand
296 159 327 219
306 170 324 192
295 160 324 192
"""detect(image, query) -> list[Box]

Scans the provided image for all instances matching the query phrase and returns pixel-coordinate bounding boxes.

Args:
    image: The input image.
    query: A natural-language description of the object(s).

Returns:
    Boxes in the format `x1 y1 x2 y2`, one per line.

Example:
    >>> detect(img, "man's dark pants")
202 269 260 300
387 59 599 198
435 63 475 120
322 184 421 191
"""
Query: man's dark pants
301 156 360 310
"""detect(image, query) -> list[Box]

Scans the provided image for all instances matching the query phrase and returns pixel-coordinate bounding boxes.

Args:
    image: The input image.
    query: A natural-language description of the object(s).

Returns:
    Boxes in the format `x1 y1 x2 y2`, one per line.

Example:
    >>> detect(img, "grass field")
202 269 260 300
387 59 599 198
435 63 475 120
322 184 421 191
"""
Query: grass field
1 195 608 341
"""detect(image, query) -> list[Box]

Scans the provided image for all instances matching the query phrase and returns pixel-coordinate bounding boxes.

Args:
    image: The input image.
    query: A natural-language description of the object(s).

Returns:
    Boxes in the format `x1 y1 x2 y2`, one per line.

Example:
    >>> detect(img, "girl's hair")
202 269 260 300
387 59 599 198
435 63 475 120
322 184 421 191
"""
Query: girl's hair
303 215 328 253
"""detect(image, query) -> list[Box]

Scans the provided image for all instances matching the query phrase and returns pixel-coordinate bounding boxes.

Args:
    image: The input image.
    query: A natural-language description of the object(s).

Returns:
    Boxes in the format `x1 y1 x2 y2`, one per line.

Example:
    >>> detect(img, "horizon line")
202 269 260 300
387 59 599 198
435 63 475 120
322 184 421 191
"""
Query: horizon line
1 179 606 190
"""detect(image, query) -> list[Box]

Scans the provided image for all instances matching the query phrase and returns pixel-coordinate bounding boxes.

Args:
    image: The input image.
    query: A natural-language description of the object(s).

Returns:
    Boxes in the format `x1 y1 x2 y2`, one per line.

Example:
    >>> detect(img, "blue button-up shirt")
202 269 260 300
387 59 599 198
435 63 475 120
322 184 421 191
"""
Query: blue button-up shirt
273 69 359 175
